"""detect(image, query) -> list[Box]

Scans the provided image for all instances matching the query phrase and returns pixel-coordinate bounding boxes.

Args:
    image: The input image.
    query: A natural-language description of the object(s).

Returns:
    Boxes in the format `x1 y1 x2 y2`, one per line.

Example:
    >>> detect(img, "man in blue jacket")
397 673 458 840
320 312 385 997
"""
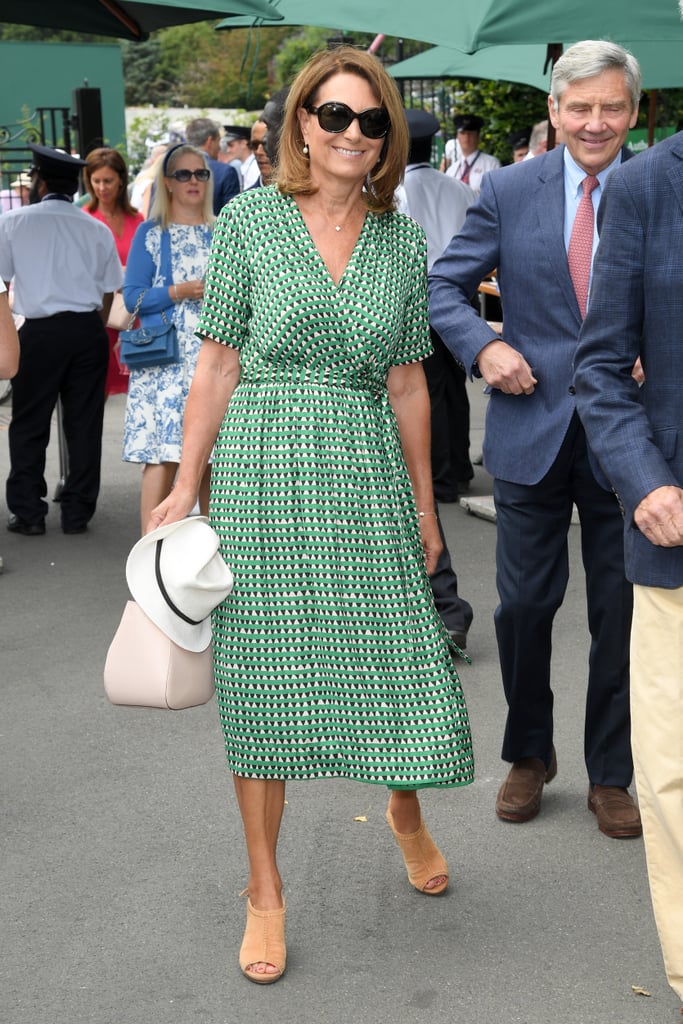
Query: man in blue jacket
575 110 683 1007
429 40 642 837
185 118 240 215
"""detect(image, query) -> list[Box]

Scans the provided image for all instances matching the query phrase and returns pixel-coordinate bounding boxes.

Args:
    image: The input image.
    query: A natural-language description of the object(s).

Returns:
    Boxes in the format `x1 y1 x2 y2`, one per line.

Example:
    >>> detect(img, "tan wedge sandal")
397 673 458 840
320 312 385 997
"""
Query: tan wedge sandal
239 897 287 984
386 807 449 895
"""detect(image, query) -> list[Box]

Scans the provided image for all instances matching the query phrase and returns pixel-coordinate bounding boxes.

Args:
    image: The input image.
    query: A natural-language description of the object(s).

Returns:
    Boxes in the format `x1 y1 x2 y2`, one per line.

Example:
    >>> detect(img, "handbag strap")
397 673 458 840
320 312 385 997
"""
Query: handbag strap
155 539 203 626
125 289 146 330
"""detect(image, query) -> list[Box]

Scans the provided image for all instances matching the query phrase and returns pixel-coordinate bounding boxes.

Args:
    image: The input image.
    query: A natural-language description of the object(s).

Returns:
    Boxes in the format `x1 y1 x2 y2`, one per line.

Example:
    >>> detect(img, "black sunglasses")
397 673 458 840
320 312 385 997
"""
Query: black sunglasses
167 168 211 182
247 139 266 152
305 102 390 139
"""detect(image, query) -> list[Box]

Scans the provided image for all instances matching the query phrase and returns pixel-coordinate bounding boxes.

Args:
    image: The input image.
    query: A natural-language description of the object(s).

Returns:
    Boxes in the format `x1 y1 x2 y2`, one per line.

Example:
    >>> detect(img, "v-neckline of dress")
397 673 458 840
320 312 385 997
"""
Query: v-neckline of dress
286 192 371 292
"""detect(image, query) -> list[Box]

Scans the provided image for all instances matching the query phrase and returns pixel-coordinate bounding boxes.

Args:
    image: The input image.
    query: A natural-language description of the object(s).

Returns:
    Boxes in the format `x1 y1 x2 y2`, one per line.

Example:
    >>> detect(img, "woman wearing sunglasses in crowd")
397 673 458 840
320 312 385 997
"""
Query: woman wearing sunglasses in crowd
149 48 473 983
122 144 215 531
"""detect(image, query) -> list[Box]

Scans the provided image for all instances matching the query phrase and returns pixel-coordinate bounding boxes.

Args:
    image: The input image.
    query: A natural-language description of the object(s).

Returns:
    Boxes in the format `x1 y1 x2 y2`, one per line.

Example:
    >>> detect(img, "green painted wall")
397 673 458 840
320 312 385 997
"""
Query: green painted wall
0 41 126 160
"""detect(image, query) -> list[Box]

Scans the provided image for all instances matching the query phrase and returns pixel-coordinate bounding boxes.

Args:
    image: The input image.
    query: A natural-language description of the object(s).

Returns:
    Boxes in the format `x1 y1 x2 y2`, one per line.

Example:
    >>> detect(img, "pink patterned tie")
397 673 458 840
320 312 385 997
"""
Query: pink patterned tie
460 161 470 185
568 174 599 318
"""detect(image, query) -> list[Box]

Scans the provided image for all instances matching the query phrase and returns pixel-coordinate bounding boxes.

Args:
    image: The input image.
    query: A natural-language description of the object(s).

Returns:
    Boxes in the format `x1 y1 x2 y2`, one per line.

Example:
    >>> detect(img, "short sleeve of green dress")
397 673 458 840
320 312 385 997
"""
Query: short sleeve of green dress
197 186 473 790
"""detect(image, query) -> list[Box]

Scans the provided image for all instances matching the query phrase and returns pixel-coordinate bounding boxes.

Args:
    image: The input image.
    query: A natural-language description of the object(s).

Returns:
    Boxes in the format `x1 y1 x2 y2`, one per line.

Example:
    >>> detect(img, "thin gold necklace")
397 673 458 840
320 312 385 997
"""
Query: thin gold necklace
319 199 360 233
322 208 343 232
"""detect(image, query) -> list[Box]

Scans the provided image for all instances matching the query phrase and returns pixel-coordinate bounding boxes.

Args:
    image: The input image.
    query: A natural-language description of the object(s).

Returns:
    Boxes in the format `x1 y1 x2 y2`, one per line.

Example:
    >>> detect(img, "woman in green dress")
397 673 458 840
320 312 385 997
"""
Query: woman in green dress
149 46 474 985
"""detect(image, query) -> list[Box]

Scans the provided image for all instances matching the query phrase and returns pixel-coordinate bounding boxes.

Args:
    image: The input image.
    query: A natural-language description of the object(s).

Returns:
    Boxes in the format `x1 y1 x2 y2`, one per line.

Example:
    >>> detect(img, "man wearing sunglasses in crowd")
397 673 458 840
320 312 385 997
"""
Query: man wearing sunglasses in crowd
245 89 290 190
185 118 240 215
247 120 273 187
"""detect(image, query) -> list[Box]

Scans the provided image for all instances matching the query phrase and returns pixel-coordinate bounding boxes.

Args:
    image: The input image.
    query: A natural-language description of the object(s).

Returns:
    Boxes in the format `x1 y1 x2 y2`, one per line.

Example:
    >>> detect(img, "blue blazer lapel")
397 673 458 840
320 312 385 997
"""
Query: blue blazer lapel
533 146 581 320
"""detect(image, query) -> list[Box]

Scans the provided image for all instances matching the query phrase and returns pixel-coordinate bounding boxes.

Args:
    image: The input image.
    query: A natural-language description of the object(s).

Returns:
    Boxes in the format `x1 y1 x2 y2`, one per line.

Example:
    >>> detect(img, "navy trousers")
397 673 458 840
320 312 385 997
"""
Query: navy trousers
493 414 633 786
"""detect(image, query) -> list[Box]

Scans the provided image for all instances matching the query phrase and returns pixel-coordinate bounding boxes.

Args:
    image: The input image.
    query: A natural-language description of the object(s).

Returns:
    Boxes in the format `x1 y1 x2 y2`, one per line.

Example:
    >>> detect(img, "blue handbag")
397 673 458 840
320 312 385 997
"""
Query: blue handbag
119 296 178 370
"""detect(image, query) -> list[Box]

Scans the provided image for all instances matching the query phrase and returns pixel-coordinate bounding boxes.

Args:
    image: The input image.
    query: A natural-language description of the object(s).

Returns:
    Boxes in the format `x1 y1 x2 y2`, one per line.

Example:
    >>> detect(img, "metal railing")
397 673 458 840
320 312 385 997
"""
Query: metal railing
1 107 72 210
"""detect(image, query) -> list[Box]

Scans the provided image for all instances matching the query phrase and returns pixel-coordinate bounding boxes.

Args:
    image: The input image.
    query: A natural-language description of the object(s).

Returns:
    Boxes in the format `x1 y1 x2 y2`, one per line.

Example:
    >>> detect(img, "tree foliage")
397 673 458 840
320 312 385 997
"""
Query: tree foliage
273 28 429 88
272 25 331 85
0 23 108 43
637 89 683 131
120 37 169 106
154 24 292 108
437 78 549 164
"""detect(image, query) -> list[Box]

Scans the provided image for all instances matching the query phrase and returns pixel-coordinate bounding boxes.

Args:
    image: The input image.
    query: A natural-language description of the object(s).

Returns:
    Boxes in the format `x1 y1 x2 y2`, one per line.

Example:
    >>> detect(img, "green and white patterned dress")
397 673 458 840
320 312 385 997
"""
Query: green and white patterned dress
197 185 473 790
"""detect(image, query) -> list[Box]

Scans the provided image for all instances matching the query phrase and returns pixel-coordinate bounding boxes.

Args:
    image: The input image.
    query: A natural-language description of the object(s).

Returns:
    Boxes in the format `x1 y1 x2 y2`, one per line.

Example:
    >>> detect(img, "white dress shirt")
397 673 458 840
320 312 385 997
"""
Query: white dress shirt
0 199 122 318
241 153 260 191
445 149 501 194
396 163 476 270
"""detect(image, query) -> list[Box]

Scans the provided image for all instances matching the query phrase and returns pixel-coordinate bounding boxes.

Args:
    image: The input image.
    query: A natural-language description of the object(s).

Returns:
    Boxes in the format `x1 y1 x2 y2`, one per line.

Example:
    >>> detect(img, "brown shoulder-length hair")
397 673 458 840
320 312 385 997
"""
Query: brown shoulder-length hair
277 46 408 214
84 147 138 216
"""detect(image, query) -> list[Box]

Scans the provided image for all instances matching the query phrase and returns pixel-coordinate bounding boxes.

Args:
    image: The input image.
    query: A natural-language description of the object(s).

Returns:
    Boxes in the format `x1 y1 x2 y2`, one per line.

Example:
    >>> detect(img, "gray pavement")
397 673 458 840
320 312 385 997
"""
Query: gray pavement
1 384 677 1024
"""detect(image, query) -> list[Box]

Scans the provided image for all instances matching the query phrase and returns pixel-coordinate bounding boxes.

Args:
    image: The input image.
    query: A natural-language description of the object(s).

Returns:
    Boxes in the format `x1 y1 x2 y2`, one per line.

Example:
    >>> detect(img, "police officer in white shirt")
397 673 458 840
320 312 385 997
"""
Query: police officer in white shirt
443 114 501 193
397 110 476 269
0 144 122 536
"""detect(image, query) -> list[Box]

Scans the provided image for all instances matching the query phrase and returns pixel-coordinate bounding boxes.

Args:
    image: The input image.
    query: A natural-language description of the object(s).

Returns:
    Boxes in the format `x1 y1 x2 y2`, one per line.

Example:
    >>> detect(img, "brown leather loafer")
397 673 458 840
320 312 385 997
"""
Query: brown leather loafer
588 785 642 838
495 747 557 823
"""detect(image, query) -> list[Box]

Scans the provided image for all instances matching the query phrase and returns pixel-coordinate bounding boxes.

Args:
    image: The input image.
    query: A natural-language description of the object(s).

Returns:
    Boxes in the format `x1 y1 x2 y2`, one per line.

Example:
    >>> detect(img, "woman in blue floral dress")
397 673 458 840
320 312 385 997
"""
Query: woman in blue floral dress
122 144 214 531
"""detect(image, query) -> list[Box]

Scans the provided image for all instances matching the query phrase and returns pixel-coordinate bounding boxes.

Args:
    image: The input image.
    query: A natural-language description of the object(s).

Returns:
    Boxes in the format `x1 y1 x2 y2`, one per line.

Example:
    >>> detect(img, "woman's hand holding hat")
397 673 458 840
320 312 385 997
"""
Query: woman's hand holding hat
126 516 233 652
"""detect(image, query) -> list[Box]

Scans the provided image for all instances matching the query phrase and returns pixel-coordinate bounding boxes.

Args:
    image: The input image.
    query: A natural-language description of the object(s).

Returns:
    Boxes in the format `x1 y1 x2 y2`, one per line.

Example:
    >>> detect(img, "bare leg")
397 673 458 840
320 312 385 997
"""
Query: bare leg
140 461 178 533
233 775 286 978
388 789 448 892
388 789 423 831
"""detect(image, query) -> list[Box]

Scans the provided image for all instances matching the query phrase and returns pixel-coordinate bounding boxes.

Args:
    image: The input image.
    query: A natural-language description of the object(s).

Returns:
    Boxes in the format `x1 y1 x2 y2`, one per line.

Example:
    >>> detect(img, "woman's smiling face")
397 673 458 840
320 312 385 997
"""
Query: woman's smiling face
298 72 385 189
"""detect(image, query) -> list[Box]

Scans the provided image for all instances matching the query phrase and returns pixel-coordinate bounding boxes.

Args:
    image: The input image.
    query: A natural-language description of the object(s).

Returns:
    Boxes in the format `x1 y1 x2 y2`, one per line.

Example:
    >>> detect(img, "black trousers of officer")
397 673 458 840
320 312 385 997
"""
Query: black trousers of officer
424 326 473 501
7 311 108 530
493 414 634 786
429 507 474 639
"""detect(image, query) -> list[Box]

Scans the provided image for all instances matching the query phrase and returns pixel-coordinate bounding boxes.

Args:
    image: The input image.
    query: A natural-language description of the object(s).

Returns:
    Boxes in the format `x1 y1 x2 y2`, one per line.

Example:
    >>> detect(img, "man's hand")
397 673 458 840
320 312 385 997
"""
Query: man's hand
634 486 683 547
477 339 537 395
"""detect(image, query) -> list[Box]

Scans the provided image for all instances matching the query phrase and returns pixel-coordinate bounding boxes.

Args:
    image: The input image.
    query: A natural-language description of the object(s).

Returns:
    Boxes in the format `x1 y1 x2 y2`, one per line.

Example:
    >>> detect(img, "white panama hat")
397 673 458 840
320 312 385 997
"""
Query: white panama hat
125 517 233 652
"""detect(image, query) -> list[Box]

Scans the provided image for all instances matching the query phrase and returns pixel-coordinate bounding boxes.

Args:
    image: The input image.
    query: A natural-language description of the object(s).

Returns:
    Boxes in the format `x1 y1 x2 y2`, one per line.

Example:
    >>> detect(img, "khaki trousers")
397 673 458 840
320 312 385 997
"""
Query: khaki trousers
631 584 683 1000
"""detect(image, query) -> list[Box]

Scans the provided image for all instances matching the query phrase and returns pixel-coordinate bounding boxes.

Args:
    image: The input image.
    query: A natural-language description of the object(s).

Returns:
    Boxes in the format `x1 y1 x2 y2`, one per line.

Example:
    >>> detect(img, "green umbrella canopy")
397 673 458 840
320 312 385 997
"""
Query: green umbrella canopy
216 0 683 52
3 0 282 42
389 44 552 92
389 39 683 91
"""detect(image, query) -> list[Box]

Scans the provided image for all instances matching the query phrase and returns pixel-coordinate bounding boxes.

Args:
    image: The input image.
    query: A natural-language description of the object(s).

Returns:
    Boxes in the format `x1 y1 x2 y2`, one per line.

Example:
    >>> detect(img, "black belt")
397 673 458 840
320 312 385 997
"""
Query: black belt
27 310 98 321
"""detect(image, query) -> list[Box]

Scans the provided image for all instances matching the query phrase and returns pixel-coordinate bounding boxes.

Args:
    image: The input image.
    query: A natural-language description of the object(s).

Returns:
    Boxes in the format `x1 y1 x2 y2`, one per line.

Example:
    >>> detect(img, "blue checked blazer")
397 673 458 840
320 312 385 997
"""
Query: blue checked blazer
575 131 683 588
429 144 631 487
